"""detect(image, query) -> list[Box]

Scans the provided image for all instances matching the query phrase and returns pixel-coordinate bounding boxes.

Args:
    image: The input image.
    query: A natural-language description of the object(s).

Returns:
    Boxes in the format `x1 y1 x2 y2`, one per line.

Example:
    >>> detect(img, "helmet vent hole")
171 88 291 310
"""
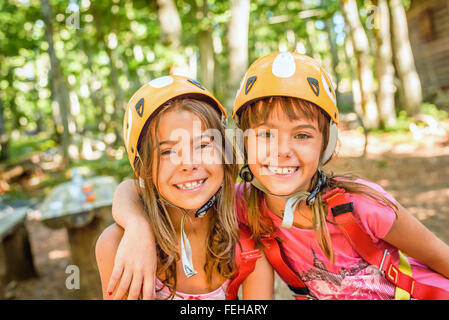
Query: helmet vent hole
135 98 144 117
245 76 257 95
307 77 320 97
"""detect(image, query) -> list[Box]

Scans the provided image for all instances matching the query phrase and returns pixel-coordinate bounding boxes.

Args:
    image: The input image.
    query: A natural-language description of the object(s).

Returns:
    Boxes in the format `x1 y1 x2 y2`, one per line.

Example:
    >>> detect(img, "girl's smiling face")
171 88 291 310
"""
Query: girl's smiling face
245 99 325 196
152 109 224 210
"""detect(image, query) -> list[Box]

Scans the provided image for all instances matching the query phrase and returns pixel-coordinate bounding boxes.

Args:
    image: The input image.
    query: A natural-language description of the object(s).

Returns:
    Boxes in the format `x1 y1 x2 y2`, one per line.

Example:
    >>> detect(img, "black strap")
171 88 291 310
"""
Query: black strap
288 285 310 296
331 202 354 217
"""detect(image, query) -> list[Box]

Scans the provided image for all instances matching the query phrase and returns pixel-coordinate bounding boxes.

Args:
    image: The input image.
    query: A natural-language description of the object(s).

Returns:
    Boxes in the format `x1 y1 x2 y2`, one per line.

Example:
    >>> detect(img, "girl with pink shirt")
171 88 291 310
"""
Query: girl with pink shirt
106 53 449 300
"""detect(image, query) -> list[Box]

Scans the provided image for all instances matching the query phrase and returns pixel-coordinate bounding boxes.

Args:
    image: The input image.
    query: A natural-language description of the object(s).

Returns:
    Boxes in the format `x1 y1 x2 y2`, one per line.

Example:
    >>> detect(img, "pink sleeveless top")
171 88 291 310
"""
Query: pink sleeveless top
235 180 449 300
155 278 230 300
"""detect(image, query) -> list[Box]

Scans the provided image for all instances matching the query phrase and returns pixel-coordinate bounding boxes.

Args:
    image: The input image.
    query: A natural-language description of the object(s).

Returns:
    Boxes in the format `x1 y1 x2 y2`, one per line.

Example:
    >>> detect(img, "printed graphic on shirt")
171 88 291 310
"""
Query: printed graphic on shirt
299 248 395 300
299 248 369 285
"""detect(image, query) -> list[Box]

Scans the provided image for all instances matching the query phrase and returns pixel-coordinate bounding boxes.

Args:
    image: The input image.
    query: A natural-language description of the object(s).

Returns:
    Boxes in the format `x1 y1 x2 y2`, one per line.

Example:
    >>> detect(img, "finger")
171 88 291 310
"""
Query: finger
141 275 156 300
127 273 143 300
113 269 132 300
106 262 124 296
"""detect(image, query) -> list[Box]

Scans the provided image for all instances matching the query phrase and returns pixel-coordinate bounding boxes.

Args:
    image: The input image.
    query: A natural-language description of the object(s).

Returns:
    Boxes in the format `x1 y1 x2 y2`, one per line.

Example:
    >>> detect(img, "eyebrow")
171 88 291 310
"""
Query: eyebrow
255 122 317 131
158 134 213 146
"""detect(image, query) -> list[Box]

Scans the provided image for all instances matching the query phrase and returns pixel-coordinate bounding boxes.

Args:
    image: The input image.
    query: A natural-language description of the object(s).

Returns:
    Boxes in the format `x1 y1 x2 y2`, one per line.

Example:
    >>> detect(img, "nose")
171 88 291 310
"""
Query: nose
277 134 293 159
180 161 199 172
178 145 200 172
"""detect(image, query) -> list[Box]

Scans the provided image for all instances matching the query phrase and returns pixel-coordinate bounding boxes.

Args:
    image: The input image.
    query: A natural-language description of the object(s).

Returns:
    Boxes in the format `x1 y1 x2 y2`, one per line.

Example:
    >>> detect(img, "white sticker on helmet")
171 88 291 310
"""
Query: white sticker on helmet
236 71 248 98
125 108 132 149
272 52 296 78
321 72 336 105
148 75 174 88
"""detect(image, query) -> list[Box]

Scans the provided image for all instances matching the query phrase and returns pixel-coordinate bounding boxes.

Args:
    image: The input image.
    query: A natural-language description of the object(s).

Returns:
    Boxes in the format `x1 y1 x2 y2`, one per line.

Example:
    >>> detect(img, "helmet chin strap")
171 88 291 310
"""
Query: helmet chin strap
147 179 222 278
240 166 327 229
239 121 337 229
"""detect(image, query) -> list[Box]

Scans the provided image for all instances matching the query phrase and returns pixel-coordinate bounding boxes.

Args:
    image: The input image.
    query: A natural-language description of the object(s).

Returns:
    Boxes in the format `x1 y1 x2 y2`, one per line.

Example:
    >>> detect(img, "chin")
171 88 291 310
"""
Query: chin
169 189 215 210
269 186 301 196
260 177 306 196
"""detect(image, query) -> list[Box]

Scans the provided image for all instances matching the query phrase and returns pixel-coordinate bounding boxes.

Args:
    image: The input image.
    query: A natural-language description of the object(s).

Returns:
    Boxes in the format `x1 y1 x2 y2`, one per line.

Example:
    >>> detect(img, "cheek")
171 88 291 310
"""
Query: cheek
297 144 323 172
153 158 173 187
245 139 274 165
208 164 224 182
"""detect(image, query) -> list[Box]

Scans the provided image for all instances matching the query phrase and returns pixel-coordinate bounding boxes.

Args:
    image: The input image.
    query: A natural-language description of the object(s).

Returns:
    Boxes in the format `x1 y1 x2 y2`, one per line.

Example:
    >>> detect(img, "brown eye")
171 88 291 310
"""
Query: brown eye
257 131 274 138
160 149 175 156
295 133 311 140
195 143 212 151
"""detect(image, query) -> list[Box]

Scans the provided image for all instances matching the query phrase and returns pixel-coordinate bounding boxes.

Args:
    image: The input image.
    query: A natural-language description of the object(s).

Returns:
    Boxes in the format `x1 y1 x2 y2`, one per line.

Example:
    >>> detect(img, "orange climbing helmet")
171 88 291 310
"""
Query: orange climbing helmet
232 51 338 123
232 51 339 165
123 75 226 174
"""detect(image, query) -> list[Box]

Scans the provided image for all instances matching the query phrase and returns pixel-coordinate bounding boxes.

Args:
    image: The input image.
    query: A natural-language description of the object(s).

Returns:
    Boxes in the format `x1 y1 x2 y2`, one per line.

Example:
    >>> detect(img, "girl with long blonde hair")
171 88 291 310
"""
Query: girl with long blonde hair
95 75 273 300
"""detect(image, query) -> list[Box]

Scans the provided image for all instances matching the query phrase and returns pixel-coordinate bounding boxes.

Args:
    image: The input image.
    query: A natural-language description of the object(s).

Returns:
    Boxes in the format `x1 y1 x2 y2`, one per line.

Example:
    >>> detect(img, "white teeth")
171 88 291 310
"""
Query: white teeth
176 179 205 190
268 167 297 175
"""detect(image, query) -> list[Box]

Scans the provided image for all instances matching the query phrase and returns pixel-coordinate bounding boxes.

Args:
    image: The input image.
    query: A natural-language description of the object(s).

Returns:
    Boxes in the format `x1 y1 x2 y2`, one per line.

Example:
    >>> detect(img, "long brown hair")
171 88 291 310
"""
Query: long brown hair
237 96 398 264
134 98 239 298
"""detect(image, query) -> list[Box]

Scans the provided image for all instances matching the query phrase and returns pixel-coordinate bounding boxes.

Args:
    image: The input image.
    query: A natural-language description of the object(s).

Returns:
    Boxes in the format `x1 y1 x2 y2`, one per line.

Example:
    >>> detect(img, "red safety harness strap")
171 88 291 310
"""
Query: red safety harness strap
226 225 263 300
262 236 312 300
226 224 313 300
323 188 449 300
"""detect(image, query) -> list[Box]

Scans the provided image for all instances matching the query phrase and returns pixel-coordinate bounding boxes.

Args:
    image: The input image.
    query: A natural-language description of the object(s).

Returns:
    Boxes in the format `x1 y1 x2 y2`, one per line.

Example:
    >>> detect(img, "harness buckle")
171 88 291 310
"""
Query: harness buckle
379 249 390 274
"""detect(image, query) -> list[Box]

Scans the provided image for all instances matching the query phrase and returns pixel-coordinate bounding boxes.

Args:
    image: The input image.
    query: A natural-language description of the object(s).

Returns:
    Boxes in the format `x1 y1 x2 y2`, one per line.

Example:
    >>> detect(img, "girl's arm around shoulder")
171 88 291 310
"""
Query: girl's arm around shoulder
112 179 149 228
107 179 157 300
382 202 449 278
95 223 125 299
241 253 274 300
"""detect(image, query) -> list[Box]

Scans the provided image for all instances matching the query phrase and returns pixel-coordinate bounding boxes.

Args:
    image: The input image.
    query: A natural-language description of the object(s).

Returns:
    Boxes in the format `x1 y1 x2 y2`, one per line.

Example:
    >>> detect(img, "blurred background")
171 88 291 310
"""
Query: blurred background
0 0 448 300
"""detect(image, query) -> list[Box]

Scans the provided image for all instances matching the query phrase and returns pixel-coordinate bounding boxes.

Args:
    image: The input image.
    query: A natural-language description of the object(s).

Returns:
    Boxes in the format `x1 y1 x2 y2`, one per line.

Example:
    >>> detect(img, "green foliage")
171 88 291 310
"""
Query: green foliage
421 102 449 122
0 0 441 205
369 102 449 135
9 134 57 164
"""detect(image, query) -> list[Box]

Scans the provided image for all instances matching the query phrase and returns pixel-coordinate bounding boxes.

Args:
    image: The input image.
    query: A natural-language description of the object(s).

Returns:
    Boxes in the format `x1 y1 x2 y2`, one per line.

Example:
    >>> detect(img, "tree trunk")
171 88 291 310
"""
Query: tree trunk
374 0 396 128
344 27 368 156
91 3 124 144
41 0 71 164
226 0 250 114
389 0 422 116
198 1 215 90
0 78 8 162
305 20 321 61
198 31 214 88
325 17 341 102
156 0 182 49
77 33 107 133
341 0 379 129
155 0 188 77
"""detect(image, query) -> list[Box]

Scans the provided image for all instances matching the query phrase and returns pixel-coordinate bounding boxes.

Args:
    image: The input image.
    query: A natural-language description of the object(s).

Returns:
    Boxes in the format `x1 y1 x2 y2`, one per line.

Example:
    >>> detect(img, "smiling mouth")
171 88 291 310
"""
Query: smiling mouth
265 166 299 175
174 178 207 190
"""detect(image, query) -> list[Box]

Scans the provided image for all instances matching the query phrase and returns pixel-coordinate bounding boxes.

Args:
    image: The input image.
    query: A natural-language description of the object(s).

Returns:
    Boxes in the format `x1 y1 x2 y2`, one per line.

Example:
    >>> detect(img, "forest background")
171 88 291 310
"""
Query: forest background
1 0 449 299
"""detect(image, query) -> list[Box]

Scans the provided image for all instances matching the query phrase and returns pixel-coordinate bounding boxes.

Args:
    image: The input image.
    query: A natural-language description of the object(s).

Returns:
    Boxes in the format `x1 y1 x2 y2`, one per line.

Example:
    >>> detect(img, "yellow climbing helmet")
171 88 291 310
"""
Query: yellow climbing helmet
123 75 227 174
232 51 339 165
